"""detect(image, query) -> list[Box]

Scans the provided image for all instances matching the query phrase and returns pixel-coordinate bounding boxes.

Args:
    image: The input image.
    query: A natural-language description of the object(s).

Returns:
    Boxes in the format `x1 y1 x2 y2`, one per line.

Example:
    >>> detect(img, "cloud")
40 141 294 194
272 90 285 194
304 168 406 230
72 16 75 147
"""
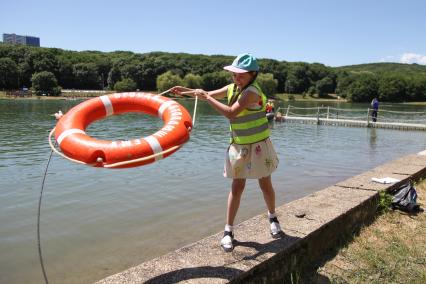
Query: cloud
400 53 426 65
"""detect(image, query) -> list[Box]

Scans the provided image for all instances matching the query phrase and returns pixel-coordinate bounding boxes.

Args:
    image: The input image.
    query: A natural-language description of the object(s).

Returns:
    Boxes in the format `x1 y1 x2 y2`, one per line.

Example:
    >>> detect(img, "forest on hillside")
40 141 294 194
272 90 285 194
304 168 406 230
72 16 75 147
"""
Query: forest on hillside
0 43 425 102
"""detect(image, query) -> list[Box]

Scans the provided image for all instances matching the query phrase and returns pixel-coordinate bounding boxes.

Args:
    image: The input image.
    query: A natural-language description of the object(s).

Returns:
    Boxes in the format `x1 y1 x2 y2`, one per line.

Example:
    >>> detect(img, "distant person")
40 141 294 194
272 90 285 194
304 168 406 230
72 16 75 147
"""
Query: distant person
266 99 275 113
371 97 379 122
171 53 283 252
266 99 275 121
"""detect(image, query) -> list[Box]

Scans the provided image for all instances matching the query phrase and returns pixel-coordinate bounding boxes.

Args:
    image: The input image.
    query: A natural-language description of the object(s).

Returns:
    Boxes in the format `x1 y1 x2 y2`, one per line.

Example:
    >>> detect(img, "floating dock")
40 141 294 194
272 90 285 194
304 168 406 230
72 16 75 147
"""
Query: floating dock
279 105 426 131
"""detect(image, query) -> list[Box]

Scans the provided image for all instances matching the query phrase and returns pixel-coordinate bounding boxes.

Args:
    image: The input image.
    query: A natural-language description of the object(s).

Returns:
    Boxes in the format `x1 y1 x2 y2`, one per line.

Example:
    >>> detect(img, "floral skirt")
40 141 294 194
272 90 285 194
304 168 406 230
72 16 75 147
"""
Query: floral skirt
223 138 279 179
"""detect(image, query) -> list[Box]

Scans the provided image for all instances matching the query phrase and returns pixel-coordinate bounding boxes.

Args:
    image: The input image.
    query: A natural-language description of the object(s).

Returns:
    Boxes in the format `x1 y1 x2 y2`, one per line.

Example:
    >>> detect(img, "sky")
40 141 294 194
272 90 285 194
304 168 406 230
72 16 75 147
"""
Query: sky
1 0 425 67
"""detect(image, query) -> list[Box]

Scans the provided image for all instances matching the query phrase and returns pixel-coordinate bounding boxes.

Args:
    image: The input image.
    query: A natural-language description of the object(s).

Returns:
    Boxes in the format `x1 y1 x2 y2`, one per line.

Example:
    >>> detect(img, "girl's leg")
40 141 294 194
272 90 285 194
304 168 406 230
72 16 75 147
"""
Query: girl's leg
258 175 275 214
221 178 246 252
259 175 283 238
226 178 246 226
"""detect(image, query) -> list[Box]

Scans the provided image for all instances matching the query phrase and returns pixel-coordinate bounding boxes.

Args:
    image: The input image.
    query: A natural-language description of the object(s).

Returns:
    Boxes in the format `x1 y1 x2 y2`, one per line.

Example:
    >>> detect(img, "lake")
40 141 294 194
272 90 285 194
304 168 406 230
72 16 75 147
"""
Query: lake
1 97 425 284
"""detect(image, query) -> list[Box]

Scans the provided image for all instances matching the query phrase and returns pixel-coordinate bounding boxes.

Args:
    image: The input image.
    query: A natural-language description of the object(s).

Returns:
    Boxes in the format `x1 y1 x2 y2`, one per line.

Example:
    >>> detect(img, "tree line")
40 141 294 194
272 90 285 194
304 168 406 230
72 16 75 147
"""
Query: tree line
0 43 425 102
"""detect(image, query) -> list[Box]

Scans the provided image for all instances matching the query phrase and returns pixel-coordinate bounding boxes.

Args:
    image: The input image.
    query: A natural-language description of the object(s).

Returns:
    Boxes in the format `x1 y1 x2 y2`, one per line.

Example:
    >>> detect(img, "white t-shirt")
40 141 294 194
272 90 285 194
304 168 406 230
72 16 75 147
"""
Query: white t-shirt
240 86 262 110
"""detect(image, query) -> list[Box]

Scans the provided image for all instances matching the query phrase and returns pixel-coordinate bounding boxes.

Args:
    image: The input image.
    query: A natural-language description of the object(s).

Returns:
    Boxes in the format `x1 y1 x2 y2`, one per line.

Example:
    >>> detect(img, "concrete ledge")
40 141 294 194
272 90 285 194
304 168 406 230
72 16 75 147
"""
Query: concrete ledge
96 152 426 284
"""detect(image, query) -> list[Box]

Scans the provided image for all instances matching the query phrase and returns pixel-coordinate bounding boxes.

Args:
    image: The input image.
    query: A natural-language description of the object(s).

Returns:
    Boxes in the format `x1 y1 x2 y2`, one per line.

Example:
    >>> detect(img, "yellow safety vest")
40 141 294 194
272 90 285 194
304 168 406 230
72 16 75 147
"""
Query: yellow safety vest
227 82 270 144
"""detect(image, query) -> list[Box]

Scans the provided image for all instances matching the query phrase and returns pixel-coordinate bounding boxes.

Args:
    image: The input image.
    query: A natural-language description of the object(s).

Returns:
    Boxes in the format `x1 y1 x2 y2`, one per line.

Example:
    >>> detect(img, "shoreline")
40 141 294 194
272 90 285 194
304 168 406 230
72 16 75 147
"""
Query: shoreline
1 91 426 105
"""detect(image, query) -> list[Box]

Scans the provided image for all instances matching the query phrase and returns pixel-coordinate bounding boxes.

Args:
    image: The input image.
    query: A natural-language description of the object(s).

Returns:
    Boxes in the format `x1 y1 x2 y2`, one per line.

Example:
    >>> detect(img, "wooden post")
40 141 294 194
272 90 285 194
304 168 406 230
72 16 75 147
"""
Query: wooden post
286 105 290 117
327 106 329 119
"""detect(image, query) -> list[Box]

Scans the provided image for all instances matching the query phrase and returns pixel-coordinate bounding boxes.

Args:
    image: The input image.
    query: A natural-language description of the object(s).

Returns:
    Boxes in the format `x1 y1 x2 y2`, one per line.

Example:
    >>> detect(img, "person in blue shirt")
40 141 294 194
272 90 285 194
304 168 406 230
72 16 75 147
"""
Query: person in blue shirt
371 97 379 122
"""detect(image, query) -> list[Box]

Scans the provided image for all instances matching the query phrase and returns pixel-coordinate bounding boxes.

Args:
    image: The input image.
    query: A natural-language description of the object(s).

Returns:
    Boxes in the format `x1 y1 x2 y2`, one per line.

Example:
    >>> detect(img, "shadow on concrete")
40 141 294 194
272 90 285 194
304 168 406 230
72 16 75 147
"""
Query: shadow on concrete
144 234 301 283
144 266 243 284
234 233 301 261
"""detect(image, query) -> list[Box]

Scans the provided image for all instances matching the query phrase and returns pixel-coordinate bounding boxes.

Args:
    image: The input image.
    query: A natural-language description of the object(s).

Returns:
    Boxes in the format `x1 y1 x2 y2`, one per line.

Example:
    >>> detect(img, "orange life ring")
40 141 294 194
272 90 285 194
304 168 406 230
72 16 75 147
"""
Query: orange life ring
54 92 192 168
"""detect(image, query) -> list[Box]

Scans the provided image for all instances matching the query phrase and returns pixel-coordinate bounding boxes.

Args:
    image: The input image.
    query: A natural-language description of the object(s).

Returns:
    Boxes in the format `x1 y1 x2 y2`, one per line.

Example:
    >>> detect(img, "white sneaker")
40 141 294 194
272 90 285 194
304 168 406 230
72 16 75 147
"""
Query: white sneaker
269 217 283 238
220 231 234 252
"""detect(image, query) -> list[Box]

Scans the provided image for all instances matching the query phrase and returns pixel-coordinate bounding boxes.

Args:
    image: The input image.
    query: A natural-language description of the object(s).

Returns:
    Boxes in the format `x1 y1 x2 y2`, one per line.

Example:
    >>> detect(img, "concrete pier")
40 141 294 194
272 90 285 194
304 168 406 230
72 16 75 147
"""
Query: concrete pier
96 151 426 284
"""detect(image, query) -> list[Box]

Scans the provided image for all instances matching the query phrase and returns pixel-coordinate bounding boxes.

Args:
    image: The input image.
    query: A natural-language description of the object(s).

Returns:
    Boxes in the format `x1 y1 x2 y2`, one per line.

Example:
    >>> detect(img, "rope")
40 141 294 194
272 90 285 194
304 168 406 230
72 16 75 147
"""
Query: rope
287 105 320 110
192 96 198 126
378 109 426 114
37 143 55 284
327 107 367 112
286 111 318 117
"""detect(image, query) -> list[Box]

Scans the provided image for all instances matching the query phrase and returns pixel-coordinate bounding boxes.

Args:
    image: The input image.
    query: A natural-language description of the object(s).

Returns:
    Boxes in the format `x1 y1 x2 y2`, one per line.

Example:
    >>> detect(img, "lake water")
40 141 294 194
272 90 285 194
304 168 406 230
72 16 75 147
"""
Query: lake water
1 98 425 284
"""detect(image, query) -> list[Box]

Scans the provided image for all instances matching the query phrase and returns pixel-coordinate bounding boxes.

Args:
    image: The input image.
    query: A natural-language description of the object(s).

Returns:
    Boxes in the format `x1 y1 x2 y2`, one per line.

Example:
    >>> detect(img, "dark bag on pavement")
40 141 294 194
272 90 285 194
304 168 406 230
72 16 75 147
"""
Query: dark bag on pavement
390 182 420 213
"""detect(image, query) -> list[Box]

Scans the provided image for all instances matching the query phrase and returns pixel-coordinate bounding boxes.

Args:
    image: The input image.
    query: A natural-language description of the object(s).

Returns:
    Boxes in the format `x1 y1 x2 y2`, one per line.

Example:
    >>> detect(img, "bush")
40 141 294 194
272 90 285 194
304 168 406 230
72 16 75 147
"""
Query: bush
31 71 61 96
156 71 183 92
114 78 137 92
377 191 393 214
257 73 278 98
183 73 202 89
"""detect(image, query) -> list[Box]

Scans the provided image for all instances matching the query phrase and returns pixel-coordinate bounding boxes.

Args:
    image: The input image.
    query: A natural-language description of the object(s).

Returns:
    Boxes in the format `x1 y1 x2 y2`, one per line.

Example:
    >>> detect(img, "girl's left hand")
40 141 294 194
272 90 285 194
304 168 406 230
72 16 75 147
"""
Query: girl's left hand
194 89 209 100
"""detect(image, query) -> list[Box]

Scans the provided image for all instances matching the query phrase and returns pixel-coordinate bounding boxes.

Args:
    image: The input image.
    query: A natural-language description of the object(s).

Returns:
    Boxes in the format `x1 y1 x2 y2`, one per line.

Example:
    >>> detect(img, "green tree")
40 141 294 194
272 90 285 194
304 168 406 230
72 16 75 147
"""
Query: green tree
72 63 100 89
286 64 310 93
405 75 426 101
315 76 335 97
256 73 278 98
183 73 202 89
31 49 59 75
156 71 183 92
335 71 357 98
114 78 137 92
201 71 231 90
378 74 407 102
346 73 378 102
0 58 19 89
57 58 74 88
31 71 61 96
107 65 122 90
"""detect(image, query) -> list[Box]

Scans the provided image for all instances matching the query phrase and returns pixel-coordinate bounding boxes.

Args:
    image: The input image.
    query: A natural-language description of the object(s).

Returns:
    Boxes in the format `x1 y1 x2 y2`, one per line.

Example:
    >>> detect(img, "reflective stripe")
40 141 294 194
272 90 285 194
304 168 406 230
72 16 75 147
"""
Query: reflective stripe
158 100 176 118
100 95 113 116
232 123 269 137
143 135 163 161
230 111 265 124
57 129 86 145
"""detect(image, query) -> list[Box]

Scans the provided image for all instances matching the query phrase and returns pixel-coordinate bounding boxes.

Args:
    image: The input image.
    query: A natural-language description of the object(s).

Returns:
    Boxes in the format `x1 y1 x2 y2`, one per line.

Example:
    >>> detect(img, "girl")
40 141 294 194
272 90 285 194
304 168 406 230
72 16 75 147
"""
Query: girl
172 53 283 252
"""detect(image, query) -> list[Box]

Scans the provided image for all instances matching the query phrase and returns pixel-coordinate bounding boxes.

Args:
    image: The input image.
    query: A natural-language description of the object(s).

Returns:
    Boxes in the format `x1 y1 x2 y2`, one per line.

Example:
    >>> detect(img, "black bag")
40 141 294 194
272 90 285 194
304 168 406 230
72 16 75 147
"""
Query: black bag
390 182 420 213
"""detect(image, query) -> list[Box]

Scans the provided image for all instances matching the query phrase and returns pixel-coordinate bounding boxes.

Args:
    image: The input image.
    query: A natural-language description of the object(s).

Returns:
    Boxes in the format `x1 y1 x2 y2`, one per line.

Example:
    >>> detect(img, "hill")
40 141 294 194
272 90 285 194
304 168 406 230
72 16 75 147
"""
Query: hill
336 62 426 75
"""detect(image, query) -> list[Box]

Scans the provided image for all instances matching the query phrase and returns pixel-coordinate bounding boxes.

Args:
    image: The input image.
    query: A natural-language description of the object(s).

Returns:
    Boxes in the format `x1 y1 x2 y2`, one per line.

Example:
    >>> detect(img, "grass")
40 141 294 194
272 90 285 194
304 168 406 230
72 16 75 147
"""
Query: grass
305 179 426 283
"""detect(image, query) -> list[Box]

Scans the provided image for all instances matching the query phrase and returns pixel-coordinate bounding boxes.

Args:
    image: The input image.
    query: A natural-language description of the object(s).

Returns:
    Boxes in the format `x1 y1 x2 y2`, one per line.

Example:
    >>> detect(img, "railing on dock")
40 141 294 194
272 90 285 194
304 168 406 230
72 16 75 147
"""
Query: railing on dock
276 105 426 131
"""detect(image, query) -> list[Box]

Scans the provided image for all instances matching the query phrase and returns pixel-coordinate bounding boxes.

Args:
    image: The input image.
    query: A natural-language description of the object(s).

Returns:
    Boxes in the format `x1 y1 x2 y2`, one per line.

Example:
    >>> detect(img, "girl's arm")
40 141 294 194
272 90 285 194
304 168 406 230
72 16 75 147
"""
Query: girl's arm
197 89 259 120
205 86 228 99
170 86 227 99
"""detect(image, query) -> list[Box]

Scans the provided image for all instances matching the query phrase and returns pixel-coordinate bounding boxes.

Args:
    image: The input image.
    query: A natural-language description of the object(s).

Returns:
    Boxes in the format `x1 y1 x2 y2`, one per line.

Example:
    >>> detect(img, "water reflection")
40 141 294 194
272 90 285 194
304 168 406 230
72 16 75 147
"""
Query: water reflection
369 127 377 150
